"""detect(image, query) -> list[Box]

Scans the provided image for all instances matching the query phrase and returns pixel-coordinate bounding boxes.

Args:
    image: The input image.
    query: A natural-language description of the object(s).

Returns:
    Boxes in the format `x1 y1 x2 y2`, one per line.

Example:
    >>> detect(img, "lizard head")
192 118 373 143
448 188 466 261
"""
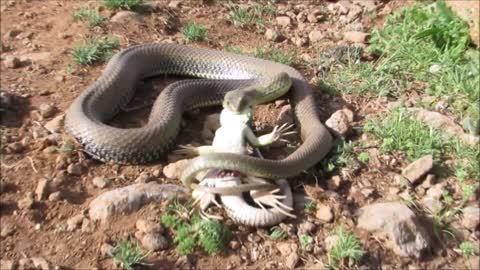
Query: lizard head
223 87 257 114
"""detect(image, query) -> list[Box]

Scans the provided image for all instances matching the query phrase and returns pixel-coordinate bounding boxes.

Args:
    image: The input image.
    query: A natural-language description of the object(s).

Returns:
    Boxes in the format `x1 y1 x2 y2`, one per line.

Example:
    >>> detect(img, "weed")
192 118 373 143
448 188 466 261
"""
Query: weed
71 37 120 65
357 152 369 163
228 3 276 29
224 44 244 55
269 226 287 240
56 140 74 153
182 21 208 43
458 241 478 257
321 139 356 173
111 239 149 270
253 46 296 65
304 200 317 214
327 227 364 269
73 7 105 28
299 234 313 249
102 0 143 9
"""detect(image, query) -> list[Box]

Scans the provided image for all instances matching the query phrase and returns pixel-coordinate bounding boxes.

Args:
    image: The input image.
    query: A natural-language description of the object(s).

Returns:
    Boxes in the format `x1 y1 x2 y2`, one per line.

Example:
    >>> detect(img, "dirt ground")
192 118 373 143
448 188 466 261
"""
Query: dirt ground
0 0 478 270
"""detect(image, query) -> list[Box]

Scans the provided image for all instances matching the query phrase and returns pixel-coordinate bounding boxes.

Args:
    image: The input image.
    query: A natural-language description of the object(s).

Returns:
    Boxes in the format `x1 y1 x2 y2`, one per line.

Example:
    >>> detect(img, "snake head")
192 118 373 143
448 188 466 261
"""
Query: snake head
223 88 257 114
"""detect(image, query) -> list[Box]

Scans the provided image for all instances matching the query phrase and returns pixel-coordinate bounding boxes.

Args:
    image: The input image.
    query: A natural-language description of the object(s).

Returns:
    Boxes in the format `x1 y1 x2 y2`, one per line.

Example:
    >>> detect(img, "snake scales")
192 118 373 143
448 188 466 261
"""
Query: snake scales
65 43 333 182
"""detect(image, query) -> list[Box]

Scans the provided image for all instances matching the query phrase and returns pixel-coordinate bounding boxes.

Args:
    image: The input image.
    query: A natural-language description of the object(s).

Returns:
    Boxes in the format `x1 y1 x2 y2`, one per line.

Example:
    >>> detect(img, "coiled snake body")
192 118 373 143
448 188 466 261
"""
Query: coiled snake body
65 43 332 181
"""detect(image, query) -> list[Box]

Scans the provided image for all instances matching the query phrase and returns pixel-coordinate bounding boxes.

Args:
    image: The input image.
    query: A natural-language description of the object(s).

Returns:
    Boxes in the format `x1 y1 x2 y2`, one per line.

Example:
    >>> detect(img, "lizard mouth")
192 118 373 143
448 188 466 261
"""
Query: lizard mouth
215 170 241 178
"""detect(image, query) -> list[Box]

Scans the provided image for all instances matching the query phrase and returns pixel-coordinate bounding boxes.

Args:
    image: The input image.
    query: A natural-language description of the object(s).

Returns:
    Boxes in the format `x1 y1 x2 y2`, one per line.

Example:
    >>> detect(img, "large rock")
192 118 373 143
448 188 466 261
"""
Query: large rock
357 202 431 258
461 206 480 230
89 183 187 220
401 155 433 184
110 11 143 24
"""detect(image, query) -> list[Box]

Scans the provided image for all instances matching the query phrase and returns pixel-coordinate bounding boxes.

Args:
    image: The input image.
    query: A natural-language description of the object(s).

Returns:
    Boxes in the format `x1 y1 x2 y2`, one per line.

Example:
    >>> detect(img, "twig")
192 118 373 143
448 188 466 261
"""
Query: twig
27 156 38 173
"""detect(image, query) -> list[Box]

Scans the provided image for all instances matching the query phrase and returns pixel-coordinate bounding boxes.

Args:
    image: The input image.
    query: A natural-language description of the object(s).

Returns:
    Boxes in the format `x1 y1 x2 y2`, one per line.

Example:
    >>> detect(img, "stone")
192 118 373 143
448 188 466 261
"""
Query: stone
308 30 324 43
357 202 431 258
7 142 24 153
136 219 164 234
141 233 169 251
92 176 109 189
401 155 433 184
326 109 354 137
343 31 370 43
3 56 21 68
307 9 323 23
265 28 284 42
327 175 343 190
316 204 334 223
293 36 308 47
44 114 65 133
67 214 85 231
0 260 17 270
168 0 182 8
163 159 191 179
100 243 114 256
426 184 444 200
276 16 292 27
408 108 479 146
67 163 83 176
38 103 55 118
229 240 240 250
48 191 62 202
110 11 143 24
0 223 15 237
81 218 95 233
89 183 187 220
31 257 50 270
285 253 299 269
420 197 443 214
298 221 316 234
18 258 34 270
4 29 22 39
135 172 153 183
35 178 49 200
18 193 34 210
277 242 298 256
461 206 480 230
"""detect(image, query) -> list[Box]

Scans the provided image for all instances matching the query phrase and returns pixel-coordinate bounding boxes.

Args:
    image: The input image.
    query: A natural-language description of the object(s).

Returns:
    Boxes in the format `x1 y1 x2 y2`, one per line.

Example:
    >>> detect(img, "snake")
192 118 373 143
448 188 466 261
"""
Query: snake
64 43 333 183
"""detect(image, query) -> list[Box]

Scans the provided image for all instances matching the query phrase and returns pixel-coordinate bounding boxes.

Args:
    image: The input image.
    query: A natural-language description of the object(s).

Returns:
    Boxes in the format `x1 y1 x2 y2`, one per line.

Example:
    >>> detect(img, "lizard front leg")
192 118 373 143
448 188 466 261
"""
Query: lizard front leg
245 123 296 147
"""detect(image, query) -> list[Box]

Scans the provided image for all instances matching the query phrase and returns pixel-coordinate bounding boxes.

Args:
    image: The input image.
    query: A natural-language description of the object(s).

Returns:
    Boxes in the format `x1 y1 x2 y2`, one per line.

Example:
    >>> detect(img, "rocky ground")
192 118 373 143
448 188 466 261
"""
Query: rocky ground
1 0 479 270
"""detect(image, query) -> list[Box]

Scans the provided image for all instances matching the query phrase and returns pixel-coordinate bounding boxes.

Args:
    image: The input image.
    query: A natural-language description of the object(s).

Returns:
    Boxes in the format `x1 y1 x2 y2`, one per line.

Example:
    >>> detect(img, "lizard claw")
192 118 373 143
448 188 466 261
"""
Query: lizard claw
250 188 296 219
173 144 198 157
190 182 223 220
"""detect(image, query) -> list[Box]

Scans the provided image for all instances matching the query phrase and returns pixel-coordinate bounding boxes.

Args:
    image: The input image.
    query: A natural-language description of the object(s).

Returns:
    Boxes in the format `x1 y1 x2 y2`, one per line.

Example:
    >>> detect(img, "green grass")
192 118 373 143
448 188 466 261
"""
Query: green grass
365 107 480 181
321 139 356 173
253 46 296 65
459 241 478 257
71 37 120 65
181 21 208 43
73 7 105 28
320 1 479 127
228 3 276 29
224 44 244 55
304 200 317 214
357 152 369 163
299 234 314 249
111 239 149 270
269 226 287 240
102 0 143 9
327 227 364 269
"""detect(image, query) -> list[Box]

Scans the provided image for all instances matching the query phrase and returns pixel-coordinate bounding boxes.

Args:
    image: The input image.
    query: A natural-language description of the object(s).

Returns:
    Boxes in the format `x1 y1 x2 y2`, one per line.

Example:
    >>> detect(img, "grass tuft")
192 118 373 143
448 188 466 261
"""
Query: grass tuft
459 241 478 257
182 21 208 43
228 3 276 29
102 0 143 9
269 226 287 240
71 37 120 65
327 227 364 269
253 46 296 65
111 239 149 270
73 7 105 28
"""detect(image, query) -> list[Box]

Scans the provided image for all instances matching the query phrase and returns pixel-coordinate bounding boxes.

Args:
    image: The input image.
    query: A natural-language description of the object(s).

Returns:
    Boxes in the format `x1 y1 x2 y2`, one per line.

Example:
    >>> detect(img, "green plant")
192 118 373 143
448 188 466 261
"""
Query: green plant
253 46 296 65
181 21 208 43
73 7 105 28
459 241 478 257
357 152 369 163
299 234 313 249
56 140 74 153
224 44 244 55
269 226 287 240
111 239 149 270
321 139 356 173
304 200 317 214
327 227 364 269
228 3 275 28
71 37 120 65
102 0 143 9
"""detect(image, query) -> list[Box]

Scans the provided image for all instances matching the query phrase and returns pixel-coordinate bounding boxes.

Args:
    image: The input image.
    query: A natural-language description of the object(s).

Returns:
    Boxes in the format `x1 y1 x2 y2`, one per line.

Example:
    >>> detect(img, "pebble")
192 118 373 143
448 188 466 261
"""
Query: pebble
135 172 153 183
38 103 55 118
136 219 164 234
285 253 299 269
461 206 480 230
48 191 62 202
110 11 143 24
163 159 191 179
18 193 34 210
325 109 354 137
100 243 114 256
277 242 298 256
35 178 49 200
307 9 324 23
316 204 333 223
44 114 65 133
3 56 21 68
327 175 343 190
0 223 15 237
30 257 50 270
229 240 240 250
141 233 169 251
67 163 83 176
0 260 16 270
308 30 324 43
298 221 316 234
401 155 433 184
81 218 95 233
168 0 182 9
7 142 24 153
92 176 110 189
293 36 308 47
265 28 284 42
343 31 370 43
67 214 85 231
276 16 292 27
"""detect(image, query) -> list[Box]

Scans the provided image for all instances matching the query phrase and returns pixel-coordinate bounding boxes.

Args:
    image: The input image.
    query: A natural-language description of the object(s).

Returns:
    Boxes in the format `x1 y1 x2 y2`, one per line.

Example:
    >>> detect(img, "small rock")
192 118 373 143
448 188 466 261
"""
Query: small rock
461 206 480 230
31 257 50 270
92 176 109 189
18 193 34 210
247 233 261 243
308 30 324 43
7 142 24 153
4 29 22 39
163 159 191 179
135 172 153 183
265 28 284 42
361 187 375 198
298 221 316 234
229 240 240 250
326 109 354 137
346 22 365 32
168 0 182 8
276 16 292 27
327 175 343 190
81 218 95 233
110 11 143 24
401 155 433 184
48 191 62 202
67 214 85 231
0 260 17 270
3 56 21 68
54 75 65 82
343 31 370 43
35 178 49 200
44 114 65 133
152 169 162 178
136 219 164 234
420 197 443 214
0 223 15 237
67 163 83 176
18 258 34 270
38 103 55 118
316 204 334 223
357 202 431 258
307 9 323 23
100 243 114 256
277 242 298 256
285 253 299 269
425 183 443 200
89 183 187 220
293 36 308 47
141 233 169 251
